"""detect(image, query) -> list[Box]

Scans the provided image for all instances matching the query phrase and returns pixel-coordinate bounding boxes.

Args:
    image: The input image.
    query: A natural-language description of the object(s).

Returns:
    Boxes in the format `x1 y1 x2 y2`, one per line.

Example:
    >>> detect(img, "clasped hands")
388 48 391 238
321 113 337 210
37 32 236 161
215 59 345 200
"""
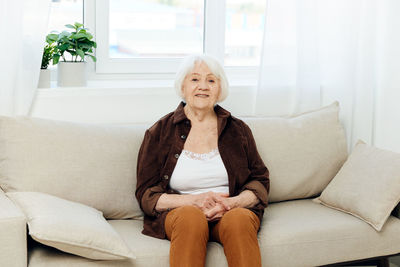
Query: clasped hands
192 192 236 222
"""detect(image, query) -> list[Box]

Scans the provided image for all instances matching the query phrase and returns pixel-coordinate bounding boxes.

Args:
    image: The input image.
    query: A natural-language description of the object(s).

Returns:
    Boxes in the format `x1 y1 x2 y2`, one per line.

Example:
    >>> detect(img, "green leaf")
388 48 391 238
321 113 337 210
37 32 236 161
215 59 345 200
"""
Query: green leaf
58 43 70 51
76 49 85 60
58 31 71 40
88 55 97 62
46 33 58 43
53 54 60 64
74 22 84 28
66 39 75 45
79 43 91 49
65 24 75 29
72 33 87 39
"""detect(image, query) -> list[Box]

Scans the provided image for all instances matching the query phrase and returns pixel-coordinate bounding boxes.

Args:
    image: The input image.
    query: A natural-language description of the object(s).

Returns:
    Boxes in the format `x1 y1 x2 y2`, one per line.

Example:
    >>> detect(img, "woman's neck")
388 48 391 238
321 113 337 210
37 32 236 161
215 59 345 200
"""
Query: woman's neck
184 104 217 123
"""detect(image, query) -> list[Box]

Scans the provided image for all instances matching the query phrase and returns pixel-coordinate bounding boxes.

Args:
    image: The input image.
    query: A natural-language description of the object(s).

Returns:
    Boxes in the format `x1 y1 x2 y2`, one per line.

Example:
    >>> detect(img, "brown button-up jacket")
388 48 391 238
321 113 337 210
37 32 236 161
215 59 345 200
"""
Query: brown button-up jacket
135 101 270 239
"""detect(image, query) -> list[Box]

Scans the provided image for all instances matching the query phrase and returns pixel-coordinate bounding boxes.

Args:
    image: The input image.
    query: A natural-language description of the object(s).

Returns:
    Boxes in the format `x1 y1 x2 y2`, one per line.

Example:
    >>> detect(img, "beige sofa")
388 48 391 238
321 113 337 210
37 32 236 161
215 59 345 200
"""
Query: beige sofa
1 102 400 267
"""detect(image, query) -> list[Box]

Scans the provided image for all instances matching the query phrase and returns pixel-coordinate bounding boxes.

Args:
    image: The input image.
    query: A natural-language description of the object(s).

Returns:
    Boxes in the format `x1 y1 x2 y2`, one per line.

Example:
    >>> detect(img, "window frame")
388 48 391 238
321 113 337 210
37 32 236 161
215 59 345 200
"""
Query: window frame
84 0 260 81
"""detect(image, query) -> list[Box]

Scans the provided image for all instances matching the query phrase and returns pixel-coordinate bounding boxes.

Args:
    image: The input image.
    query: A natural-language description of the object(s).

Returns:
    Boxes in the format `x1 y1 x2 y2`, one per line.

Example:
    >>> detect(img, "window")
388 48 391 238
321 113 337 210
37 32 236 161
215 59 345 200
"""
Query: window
225 0 266 66
92 0 266 76
46 0 266 78
109 0 204 59
48 0 84 33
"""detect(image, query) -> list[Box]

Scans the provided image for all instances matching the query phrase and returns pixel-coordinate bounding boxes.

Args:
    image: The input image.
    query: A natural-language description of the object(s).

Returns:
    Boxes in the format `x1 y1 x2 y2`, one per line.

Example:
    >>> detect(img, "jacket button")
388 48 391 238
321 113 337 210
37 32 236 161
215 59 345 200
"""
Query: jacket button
163 175 169 180
181 134 186 140
174 154 180 159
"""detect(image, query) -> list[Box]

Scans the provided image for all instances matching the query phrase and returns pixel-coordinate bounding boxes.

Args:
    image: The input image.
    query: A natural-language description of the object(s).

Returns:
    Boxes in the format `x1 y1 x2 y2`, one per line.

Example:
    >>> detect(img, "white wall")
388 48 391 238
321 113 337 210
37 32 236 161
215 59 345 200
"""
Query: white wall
31 84 257 124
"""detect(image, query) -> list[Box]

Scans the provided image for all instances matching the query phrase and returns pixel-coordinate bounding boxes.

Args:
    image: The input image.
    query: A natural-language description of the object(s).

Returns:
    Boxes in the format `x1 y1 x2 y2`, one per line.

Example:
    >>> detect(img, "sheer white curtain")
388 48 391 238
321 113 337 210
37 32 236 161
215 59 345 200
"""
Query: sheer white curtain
0 0 50 116
256 0 396 148
255 0 321 117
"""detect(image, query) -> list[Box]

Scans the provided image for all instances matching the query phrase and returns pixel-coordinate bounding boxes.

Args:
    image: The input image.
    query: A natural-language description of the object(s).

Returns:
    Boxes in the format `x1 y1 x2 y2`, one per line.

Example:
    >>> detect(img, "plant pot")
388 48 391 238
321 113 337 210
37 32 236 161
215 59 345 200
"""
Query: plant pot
38 69 51 88
57 62 87 87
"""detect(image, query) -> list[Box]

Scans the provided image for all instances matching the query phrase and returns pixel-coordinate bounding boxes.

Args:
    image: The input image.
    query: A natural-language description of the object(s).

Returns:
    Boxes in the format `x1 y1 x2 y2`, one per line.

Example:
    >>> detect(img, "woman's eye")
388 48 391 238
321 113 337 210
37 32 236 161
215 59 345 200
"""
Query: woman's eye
191 78 198 82
209 80 215 83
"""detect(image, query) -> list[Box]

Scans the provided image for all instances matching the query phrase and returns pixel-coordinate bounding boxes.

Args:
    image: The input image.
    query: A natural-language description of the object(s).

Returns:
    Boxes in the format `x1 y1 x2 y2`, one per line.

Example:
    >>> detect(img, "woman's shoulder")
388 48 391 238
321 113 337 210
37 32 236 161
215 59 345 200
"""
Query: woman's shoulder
146 111 175 136
228 115 251 131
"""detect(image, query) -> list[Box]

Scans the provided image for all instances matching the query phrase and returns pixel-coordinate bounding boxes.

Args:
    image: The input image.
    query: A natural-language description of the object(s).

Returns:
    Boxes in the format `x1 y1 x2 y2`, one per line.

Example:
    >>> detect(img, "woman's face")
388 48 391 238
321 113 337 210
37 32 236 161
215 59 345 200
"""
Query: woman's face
181 61 221 111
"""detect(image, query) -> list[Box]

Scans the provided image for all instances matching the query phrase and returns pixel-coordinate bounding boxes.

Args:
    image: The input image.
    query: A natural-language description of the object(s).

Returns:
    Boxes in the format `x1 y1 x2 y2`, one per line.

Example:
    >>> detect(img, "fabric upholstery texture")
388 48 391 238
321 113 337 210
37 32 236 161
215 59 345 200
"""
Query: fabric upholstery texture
0 115 145 219
313 141 400 231
6 192 135 260
27 199 400 267
0 188 27 267
243 101 348 202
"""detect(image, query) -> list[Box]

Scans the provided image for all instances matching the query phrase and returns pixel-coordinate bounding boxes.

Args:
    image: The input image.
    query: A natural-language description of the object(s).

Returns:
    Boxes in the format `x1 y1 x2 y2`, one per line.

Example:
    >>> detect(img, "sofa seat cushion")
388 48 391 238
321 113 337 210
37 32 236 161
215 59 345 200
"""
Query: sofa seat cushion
28 199 400 267
28 219 228 267
259 199 400 267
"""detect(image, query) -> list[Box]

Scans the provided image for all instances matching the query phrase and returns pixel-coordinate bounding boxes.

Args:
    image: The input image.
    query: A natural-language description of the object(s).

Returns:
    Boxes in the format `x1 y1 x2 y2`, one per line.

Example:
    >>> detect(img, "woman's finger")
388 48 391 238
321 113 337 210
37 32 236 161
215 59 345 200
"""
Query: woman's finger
208 210 224 221
214 196 230 210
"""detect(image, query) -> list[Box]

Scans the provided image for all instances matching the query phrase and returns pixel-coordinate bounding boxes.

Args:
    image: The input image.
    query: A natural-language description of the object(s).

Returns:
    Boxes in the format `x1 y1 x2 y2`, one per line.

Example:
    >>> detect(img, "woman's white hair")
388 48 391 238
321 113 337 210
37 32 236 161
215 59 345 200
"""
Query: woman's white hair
174 54 229 103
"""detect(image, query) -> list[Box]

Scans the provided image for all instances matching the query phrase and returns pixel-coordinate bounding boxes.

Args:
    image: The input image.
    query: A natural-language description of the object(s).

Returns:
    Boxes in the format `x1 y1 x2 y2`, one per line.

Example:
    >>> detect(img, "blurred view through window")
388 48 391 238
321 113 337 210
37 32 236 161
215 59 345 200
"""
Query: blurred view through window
109 0 204 59
47 0 83 35
109 0 265 66
225 0 266 66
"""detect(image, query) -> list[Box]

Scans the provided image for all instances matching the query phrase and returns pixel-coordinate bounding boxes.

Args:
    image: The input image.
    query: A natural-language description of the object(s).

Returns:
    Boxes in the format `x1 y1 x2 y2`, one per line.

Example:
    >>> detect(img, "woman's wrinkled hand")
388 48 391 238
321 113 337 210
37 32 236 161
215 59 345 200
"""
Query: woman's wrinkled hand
204 203 226 221
192 192 229 212
204 195 239 221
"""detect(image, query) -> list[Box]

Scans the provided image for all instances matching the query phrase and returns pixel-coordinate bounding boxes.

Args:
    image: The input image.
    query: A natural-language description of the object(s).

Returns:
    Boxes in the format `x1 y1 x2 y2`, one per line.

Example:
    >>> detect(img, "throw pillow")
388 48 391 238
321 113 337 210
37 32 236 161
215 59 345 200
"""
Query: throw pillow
6 192 135 260
313 141 400 231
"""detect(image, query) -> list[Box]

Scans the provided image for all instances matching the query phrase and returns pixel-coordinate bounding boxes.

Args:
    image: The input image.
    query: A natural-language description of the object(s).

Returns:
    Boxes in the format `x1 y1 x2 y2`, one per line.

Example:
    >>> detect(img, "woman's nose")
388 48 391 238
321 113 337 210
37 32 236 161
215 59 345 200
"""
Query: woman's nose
199 79 209 90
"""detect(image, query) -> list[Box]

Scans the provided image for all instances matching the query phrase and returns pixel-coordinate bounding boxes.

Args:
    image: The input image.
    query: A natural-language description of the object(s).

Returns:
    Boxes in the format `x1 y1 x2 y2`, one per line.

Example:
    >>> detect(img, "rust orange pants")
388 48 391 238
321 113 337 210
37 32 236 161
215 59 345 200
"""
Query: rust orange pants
165 205 261 267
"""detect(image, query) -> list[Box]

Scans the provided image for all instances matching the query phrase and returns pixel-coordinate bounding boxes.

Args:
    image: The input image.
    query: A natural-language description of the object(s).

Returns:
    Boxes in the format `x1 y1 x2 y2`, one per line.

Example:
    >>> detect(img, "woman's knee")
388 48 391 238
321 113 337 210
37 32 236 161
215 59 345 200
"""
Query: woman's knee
219 208 260 235
167 206 208 236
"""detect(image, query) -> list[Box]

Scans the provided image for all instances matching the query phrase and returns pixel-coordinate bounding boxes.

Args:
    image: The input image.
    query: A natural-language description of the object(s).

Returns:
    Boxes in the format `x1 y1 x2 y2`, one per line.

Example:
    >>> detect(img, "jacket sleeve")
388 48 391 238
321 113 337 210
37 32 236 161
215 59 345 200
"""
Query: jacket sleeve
135 129 165 217
241 122 270 207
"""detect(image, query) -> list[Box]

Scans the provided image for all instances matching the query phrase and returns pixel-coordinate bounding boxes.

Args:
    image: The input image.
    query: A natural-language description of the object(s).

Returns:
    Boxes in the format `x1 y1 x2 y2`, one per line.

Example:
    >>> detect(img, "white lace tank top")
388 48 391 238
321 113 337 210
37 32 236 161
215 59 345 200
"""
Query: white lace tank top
169 148 229 195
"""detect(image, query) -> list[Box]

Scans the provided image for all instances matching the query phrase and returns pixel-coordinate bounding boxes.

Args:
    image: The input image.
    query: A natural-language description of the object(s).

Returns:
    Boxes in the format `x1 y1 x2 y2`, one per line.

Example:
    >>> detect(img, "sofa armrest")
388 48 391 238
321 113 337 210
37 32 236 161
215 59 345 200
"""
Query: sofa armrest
0 188 27 267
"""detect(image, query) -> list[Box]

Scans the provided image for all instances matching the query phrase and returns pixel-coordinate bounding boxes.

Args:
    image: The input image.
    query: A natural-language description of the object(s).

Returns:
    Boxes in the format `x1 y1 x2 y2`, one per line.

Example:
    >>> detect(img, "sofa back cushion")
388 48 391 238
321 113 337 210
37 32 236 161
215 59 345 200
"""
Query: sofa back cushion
0 116 146 219
243 102 348 202
0 101 347 213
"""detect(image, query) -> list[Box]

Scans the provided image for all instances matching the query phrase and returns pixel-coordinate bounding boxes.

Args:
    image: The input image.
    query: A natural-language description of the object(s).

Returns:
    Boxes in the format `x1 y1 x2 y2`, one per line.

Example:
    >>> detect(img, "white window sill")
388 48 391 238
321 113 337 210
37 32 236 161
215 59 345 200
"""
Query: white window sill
38 79 257 97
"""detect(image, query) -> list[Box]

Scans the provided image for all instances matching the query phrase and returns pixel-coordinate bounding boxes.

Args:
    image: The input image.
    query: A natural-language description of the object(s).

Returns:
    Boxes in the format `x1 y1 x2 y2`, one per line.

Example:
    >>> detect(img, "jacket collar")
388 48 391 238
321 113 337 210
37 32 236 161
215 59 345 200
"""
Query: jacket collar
172 101 231 125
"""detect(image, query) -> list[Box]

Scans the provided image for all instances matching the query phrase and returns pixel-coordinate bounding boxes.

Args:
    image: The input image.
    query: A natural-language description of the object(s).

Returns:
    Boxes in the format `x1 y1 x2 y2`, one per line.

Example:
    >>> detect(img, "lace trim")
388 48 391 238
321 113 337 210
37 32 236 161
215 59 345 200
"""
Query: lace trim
182 148 220 161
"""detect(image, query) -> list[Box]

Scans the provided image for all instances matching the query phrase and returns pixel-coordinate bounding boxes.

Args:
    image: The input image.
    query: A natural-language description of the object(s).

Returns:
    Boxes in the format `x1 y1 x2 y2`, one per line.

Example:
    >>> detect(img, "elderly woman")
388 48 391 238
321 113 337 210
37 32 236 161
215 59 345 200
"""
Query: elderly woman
136 54 269 267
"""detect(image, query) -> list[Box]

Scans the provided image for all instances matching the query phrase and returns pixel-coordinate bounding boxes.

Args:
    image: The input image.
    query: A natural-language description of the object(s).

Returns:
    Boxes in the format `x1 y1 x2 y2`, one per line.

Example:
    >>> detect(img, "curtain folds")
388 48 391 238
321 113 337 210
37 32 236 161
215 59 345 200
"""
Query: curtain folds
255 0 321 117
0 0 50 116
256 0 396 149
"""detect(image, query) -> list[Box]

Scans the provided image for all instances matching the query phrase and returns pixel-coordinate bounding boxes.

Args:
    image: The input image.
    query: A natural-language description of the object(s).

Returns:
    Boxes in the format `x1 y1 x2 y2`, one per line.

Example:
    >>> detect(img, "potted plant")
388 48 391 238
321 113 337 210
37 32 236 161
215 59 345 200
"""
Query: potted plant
52 22 97 87
38 35 57 88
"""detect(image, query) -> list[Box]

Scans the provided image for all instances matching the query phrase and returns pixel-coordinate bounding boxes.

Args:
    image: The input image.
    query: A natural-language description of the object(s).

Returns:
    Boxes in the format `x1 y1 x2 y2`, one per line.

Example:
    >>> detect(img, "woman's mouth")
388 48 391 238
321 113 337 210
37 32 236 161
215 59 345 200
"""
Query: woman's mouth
195 94 209 98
